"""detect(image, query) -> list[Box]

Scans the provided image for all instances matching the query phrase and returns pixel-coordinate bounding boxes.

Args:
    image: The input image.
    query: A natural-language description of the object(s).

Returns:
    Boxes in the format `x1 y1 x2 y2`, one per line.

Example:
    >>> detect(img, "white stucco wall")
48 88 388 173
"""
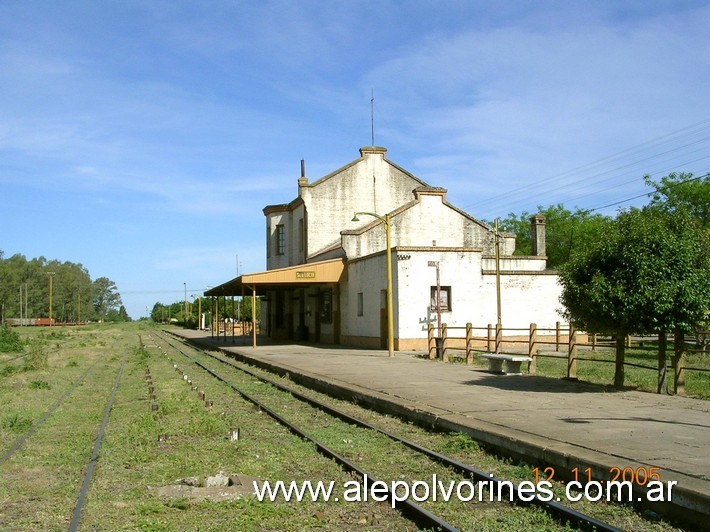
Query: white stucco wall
480 272 564 329
395 249 484 339
341 253 391 340
342 248 564 345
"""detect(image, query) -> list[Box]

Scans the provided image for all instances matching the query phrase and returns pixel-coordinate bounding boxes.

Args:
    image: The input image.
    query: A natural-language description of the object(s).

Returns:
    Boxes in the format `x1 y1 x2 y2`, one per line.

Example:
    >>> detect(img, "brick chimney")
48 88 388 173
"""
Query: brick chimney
530 214 546 256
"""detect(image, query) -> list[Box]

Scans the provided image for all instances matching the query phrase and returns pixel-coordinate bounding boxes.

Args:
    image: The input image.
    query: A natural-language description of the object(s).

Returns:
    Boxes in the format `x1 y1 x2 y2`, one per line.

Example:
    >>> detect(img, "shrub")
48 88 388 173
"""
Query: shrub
0 324 24 353
29 380 51 389
23 339 48 371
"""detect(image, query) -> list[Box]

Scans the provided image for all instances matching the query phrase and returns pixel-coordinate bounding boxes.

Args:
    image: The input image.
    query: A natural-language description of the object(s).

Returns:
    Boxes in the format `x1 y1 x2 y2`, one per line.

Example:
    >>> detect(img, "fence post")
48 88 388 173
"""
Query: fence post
627 334 632 348
487 324 493 352
466 322 473 365
567 325 577 379
673 331 686 395
555 321 561 352
495 322 502 354
591 332 597 351
442 323 449 363
528 323 537 374
428 323 435 359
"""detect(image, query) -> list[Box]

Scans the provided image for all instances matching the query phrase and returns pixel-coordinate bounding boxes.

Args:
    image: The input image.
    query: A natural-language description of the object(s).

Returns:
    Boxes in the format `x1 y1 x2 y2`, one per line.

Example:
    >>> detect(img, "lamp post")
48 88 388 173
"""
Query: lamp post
184 282 188 328
352 211 394 357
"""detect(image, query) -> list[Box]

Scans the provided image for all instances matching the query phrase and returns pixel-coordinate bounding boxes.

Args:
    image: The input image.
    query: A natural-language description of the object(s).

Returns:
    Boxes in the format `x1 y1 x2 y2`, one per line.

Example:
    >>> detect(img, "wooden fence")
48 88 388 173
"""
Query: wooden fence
427 322 709 395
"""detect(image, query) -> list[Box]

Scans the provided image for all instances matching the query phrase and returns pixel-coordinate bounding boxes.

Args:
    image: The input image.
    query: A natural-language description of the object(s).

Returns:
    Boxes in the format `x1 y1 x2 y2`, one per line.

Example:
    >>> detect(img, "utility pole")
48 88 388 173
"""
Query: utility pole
494 219 502 353
427 260 441 334
48 272 56 326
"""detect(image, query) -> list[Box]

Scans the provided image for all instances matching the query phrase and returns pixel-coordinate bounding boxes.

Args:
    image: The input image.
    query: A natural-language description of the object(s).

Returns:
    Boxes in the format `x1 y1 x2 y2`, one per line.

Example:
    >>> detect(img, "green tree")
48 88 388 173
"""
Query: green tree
118 305 130 322
645 172 710 229
559 207 710 390
497 204 612 268
92 277 122 322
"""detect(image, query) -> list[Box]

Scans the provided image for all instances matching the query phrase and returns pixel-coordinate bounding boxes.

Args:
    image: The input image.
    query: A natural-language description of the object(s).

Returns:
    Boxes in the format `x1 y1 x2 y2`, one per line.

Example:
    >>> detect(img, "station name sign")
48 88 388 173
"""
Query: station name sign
296 271 316 279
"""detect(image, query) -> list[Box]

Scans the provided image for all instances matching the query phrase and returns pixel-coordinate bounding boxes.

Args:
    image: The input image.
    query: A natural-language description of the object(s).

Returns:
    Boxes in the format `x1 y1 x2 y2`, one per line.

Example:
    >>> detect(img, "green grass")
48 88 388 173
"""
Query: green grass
0 324 693 530
530 344 710 398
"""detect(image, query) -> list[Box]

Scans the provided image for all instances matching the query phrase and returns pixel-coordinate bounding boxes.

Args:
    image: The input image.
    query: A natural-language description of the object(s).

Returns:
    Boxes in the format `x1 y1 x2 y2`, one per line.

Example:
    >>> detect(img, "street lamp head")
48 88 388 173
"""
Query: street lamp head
351 213 360 222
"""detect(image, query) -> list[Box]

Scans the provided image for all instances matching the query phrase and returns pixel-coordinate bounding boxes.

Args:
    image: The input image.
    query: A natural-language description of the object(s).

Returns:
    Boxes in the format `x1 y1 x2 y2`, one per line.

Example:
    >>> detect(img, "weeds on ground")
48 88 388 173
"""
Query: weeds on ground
29 380 51 390
439 432 481 453
0 365 18 377
132 344 150 363
45 330 68 340
23 339 48 371
2 412 33 433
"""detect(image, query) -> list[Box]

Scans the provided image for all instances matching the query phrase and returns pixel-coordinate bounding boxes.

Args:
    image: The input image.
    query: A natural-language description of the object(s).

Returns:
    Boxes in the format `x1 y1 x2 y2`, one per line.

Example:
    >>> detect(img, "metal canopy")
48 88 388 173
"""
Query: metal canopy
204 258 346 297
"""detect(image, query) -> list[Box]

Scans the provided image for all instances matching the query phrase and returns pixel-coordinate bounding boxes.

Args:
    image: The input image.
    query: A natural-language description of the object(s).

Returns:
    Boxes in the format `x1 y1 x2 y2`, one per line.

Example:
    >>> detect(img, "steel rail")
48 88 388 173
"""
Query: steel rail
0 352 31 364
163 331 619 532
0 361 99 465
69 348 128 532
154 333 457 532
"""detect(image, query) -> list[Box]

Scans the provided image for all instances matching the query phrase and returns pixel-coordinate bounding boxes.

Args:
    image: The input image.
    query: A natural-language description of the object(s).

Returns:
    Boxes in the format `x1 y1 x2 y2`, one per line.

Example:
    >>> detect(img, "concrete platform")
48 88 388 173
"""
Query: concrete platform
173 330 710 521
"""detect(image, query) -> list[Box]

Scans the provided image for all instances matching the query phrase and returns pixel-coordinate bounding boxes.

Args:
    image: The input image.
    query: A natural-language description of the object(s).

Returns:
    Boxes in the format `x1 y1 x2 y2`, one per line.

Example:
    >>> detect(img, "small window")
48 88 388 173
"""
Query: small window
430 286 451 312
276 224 285 255
357 292 363 316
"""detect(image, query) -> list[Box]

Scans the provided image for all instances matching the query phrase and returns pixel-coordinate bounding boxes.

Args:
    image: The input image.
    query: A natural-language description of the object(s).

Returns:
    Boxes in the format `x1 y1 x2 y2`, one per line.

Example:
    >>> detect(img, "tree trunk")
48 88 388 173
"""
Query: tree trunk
657 331 667 394
614 335 625 388
673 330 686 395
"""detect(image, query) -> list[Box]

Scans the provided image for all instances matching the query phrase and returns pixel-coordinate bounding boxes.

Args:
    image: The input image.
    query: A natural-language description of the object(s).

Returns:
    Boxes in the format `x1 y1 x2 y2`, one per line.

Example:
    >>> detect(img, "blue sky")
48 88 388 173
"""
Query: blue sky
1 1 708 319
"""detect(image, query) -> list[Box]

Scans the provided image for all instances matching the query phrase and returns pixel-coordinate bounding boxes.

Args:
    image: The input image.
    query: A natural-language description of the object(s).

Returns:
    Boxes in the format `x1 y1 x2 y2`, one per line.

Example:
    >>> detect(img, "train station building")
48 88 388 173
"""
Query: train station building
205 146 563 350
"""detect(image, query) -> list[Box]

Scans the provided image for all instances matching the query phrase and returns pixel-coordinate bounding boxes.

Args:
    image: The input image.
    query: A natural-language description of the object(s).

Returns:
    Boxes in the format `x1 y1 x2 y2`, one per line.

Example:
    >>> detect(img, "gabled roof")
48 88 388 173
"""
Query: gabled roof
339 186 499 237
301 146 430 190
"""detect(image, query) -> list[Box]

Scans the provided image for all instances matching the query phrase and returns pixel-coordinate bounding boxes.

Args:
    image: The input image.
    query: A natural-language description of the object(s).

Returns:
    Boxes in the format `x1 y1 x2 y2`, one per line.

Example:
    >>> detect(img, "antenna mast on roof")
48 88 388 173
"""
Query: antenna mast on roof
370 88 375 146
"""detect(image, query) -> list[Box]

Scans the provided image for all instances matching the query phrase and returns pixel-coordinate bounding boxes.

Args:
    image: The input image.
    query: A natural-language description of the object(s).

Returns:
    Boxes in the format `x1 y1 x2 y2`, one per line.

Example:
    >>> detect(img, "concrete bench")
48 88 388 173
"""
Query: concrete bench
481 354 532 375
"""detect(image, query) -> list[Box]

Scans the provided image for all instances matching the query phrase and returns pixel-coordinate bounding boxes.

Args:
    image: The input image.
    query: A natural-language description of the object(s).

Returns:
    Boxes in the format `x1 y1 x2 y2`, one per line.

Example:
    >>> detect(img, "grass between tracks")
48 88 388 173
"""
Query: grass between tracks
0 323 691 530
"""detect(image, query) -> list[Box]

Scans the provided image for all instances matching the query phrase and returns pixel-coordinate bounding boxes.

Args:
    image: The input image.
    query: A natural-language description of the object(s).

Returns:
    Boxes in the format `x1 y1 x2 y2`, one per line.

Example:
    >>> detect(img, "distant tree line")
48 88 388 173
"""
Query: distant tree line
0 253 128 323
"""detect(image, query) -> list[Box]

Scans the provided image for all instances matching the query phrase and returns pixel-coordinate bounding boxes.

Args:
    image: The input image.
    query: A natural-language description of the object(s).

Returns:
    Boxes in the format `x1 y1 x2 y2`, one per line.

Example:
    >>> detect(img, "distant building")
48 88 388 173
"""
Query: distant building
207 147 563 350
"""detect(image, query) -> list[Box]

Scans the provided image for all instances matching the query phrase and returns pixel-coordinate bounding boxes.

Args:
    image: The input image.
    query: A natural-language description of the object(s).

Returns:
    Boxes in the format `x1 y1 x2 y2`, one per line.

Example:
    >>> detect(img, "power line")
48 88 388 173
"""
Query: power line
463 118 710 216
585 173 708 213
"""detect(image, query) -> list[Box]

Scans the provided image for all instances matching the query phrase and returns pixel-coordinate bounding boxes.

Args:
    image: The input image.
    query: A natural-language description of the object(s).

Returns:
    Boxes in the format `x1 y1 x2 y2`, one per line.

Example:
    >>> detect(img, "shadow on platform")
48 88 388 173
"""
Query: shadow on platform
463 372 627 394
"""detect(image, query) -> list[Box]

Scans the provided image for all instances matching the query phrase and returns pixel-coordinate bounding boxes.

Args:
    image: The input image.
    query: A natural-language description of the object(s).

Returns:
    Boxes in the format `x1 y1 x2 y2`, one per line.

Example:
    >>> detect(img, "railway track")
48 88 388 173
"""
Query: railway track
68 349 128 531
0 346 128 530
0 360 100 465
156 331 618 531
0 352 31 365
